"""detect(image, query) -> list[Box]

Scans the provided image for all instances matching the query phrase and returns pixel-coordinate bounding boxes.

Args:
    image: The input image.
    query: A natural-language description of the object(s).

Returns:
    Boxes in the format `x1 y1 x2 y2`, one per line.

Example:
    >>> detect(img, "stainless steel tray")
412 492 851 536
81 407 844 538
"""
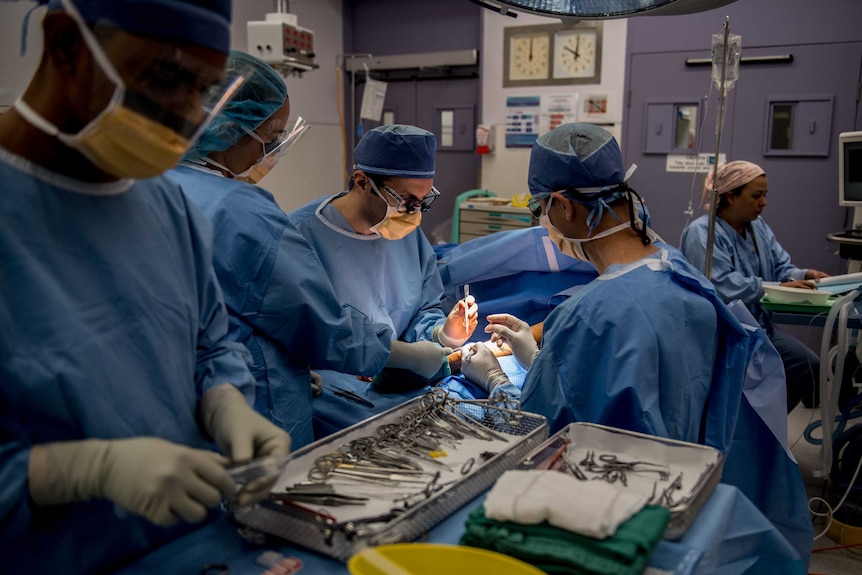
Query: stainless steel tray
518 422 723 540
228 392 548 562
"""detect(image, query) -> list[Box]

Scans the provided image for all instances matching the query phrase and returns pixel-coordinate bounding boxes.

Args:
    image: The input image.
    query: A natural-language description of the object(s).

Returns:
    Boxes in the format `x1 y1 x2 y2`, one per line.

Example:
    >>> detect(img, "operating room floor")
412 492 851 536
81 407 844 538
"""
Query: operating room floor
788 405 862 574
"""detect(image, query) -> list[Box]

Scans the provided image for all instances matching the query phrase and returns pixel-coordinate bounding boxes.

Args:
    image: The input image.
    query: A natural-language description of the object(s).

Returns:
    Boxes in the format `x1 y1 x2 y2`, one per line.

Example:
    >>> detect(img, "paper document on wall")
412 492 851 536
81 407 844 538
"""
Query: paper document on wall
360 78 387 121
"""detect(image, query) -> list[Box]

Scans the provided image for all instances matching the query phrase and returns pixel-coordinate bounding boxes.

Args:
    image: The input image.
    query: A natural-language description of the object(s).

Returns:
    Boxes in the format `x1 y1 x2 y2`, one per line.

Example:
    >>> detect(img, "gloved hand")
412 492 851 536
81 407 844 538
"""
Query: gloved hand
201 383 292 505
438 295 478 347
461 343 511 394
310 371 323 397
485 313 539 370
28 437 236 526
386 340 454 379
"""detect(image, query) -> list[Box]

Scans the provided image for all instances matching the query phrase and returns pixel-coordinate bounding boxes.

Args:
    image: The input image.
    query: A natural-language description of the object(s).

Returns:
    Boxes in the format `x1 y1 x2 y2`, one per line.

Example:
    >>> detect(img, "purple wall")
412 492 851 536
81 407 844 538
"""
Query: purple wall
625 0 862 347
628 0 862 53
344 0 482 56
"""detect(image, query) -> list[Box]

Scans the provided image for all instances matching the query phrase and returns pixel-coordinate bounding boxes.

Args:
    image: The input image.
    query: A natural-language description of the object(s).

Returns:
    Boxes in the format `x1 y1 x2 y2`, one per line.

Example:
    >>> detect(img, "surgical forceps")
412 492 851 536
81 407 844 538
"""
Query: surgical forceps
270 484 369 506
309 453 430 485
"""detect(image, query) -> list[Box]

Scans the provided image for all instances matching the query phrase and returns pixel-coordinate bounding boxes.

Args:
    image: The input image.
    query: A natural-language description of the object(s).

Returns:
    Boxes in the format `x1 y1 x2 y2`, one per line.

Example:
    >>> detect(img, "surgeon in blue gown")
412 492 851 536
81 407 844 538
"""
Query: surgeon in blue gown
0 2 290 574
169 51 393 448
461 122 751 455
287 126 478 407
460 124 813 564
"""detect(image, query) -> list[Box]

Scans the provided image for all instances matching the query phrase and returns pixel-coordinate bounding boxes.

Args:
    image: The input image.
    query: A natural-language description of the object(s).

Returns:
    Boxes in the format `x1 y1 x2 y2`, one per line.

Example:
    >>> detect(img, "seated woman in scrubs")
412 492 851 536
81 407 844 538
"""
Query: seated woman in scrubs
169 51 396 448
680 160 828 412
0 2 289 574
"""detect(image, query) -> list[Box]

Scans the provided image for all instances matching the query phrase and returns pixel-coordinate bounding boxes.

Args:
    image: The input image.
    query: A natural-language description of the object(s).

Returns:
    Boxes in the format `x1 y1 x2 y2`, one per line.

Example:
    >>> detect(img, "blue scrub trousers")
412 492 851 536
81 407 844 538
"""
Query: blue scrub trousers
767 325 818 411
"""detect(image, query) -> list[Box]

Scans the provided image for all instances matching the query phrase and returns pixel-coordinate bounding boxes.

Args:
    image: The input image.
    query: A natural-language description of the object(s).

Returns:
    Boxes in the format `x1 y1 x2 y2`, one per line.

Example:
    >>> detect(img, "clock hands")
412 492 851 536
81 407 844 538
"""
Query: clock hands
563 35 581 61
529 37 534 61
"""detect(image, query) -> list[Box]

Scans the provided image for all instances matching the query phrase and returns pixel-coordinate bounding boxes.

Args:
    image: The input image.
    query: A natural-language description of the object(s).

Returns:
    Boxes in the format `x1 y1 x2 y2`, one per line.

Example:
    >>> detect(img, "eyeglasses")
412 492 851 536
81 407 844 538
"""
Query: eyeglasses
382 184 440 214
527 196 544 218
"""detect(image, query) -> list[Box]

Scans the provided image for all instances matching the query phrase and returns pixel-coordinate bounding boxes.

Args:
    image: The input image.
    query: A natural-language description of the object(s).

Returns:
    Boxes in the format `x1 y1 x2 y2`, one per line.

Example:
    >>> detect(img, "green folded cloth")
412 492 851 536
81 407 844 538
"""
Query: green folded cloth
460 503 669 575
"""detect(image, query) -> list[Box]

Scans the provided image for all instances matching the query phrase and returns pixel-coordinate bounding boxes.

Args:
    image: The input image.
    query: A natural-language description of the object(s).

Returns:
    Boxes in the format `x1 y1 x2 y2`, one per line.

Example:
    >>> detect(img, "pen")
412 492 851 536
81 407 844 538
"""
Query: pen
328 384 375 408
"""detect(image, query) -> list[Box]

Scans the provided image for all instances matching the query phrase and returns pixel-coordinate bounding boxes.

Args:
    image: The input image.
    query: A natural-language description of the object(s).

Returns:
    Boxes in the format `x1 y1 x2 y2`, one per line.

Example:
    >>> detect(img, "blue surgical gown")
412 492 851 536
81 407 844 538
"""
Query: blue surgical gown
168 166 393 448
0 149 255 575
519 243 750 453
680 215 807 323
288 194 447 343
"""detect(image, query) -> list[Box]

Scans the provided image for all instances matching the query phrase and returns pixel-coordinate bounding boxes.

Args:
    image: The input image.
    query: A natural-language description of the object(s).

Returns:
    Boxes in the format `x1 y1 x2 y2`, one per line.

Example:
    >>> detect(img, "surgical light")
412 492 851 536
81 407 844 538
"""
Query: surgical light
466 0 740 20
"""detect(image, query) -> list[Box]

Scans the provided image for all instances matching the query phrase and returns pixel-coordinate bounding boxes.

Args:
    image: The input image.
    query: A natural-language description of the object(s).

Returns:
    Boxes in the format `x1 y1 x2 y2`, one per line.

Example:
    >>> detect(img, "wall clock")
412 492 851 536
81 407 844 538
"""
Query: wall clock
506 29 550 83
553 27 601 82
503 22 603 88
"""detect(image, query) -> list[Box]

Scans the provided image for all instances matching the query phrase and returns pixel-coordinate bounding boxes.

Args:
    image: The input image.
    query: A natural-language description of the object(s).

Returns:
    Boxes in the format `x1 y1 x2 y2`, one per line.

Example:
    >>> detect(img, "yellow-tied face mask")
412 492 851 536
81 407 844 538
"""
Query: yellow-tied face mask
368 180 421 240
68 106 190 179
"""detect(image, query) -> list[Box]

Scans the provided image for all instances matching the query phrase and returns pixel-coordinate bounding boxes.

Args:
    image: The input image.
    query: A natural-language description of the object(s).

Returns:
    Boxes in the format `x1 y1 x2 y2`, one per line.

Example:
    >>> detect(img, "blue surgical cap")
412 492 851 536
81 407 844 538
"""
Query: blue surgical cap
186 50 288 161
47 0 231 54
528 122 626 201
354 125 436 178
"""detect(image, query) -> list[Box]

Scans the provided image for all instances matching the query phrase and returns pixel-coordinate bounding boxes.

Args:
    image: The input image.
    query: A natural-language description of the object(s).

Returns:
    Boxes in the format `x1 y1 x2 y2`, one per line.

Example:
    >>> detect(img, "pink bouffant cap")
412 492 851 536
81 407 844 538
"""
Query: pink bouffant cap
705 160 765 195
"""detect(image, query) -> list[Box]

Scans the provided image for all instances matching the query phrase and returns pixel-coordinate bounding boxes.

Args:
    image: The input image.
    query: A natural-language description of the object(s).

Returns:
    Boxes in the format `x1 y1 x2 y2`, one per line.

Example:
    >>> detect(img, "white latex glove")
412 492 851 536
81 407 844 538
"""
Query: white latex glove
201 384 292 505
29 437 235 526
485 313 539 370
461 342 510 393
201 383 291 462
438 295 478 347
386 340 454 379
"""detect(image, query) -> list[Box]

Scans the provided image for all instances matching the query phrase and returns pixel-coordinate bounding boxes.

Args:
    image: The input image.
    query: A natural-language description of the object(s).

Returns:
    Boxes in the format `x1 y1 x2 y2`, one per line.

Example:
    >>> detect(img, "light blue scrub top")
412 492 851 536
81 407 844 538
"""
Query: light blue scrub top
0 149 255 575
680 215 807 324
288 193 447 343
169 166 393 447
516 243 750 453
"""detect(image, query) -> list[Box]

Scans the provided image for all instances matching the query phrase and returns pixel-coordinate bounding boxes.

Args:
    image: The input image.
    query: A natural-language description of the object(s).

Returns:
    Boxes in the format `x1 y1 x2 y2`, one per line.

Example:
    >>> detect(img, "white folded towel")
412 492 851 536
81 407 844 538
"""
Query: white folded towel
483 470 647 539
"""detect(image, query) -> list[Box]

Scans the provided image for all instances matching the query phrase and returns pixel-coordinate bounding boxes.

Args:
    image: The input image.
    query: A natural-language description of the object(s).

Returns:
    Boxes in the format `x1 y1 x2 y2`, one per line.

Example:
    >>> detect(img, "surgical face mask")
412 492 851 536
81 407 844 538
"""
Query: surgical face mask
539 196 656 262
367 179 422 240
13 0 245 179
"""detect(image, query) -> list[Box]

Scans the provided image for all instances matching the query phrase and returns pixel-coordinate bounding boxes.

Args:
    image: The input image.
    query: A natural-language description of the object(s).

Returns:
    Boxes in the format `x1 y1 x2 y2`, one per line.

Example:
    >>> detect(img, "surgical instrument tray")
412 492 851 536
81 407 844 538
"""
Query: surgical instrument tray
227 391 548 562
518 422 723 540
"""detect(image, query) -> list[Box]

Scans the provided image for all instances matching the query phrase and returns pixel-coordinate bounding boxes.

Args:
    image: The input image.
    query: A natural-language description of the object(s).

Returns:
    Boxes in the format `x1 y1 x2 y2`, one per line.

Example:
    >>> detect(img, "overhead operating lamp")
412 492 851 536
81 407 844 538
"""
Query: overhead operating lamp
466 0 739 20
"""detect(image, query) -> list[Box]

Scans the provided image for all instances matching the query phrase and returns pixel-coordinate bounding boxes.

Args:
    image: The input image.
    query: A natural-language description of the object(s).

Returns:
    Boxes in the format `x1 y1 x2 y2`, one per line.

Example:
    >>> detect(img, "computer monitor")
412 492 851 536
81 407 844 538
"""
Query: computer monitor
839 130 862 206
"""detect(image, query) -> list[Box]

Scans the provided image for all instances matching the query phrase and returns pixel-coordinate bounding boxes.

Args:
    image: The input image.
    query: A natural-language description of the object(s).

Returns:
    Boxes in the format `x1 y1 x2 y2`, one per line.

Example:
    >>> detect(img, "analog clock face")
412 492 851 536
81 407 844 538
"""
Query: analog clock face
553 29 598 79
509 33 550 81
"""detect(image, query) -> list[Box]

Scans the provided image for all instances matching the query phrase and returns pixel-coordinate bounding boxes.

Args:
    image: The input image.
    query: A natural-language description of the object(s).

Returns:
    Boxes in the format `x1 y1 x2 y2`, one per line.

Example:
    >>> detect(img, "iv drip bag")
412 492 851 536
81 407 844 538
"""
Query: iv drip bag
711 33 741 92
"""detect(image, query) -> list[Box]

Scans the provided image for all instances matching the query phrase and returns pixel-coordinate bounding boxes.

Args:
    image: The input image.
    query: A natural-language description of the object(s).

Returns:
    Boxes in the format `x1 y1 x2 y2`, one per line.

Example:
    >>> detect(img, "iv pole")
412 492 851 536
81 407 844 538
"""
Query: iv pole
704 17 732 280
336 53 373 184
